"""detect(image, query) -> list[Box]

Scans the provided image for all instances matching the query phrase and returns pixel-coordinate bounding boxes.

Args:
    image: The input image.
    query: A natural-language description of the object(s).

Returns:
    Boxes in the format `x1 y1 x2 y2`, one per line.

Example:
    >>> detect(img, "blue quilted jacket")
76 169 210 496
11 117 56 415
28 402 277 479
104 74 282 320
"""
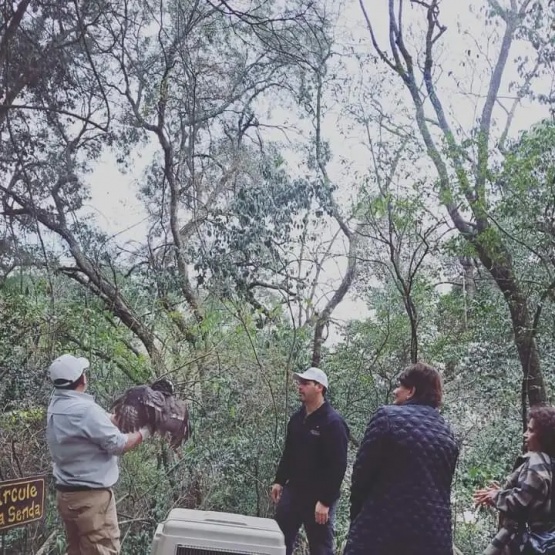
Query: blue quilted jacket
344 400 459 555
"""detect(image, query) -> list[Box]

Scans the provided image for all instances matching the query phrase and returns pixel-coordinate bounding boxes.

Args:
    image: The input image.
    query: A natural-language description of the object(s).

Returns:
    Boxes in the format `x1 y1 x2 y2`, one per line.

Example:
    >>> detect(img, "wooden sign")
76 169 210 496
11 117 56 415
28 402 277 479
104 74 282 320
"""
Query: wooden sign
0 476 45 531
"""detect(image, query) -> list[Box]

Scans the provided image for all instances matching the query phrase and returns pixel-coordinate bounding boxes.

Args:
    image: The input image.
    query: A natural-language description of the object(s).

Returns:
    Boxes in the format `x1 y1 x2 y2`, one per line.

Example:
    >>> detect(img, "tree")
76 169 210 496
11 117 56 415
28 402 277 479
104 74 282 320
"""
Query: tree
0 0 347 374
359 0 555 407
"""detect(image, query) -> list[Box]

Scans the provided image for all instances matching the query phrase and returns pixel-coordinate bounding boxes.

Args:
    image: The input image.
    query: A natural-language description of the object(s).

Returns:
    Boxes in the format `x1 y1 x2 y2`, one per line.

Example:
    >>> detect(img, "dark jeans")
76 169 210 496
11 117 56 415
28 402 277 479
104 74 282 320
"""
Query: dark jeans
275 486 336 555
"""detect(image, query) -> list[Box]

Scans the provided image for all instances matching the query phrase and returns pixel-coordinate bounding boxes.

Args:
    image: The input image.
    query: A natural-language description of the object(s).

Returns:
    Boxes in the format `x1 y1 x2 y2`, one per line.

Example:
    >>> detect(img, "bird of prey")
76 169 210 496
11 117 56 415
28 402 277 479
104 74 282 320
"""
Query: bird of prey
111 378 190 448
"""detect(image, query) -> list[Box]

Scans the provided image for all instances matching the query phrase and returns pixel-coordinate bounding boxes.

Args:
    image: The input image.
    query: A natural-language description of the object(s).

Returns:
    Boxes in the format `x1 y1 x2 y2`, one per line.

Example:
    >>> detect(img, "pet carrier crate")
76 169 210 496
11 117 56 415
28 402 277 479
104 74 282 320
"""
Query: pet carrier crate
150 508 286 555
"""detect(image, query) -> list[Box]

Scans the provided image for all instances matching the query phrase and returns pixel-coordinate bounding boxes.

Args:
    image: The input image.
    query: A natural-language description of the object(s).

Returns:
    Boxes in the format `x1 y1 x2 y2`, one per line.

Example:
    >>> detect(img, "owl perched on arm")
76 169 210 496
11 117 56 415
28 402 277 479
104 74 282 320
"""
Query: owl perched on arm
111 378 191 448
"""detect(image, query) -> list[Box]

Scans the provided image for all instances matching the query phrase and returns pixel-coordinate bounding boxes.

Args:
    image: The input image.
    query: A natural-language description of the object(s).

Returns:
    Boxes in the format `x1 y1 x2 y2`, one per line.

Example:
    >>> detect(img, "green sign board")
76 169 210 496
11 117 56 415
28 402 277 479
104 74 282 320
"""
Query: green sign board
0 476 46 531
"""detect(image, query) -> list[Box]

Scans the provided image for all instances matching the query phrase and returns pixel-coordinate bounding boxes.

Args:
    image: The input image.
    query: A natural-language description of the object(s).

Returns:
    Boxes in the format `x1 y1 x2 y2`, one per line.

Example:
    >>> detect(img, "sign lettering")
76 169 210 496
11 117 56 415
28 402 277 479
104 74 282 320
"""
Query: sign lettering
0 476 45 531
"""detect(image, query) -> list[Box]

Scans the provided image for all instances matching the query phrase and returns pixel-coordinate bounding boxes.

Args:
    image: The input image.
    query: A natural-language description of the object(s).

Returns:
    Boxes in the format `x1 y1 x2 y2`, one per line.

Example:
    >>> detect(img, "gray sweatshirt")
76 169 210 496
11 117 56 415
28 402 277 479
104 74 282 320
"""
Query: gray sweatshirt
46 389 127 488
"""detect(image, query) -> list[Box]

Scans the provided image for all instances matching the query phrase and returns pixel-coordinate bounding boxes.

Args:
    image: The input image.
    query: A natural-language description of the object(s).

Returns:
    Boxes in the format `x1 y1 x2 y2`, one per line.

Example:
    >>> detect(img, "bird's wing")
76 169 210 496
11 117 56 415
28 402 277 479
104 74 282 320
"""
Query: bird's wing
159 397 191 448
111 385 166 433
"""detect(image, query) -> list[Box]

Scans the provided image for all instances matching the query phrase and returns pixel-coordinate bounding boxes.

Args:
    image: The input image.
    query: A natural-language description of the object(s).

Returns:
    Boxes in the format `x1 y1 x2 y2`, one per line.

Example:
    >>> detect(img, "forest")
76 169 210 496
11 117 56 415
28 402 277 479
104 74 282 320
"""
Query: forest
1 0 555 553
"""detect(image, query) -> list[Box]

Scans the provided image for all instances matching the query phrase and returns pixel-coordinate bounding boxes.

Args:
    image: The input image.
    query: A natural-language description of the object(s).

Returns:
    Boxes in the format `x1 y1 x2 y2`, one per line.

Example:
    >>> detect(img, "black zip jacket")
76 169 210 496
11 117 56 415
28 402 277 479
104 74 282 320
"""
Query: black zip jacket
274 400 349 506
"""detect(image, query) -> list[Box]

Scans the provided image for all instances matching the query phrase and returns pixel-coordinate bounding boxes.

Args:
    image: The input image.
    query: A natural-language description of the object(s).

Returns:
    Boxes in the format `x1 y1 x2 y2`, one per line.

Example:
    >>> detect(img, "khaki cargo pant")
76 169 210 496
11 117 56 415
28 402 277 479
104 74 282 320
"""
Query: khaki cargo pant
57 489 120 555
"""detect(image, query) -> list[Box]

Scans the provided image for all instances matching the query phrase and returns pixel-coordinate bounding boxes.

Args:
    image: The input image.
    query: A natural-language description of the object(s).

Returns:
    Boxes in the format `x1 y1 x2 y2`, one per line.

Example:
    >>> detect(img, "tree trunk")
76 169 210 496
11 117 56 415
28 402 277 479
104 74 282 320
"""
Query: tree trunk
475 242 546 407
311 231 358 367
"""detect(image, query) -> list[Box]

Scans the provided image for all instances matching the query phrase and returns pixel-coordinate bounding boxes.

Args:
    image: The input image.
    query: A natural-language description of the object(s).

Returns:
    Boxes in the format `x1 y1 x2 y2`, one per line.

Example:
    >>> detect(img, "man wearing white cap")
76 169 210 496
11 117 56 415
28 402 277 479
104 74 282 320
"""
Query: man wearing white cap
270 367 349 555
46 354 151 555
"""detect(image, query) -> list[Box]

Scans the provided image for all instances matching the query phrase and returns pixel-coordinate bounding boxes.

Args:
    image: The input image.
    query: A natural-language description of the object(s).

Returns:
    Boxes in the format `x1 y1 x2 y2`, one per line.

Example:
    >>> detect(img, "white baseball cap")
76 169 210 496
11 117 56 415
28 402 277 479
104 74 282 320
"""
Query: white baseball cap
49 354 89 388
293 367 329 389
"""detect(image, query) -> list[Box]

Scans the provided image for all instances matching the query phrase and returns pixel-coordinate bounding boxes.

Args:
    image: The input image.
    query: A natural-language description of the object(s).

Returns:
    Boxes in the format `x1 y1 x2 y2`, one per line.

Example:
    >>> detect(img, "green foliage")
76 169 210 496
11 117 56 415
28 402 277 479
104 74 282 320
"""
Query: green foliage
195 152 316 300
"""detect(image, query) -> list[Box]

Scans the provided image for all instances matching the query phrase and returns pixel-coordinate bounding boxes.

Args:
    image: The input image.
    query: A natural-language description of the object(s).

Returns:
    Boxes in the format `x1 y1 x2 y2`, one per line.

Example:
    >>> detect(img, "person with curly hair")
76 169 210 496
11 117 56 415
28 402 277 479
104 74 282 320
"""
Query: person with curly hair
474 406 555 555
344 363 459 555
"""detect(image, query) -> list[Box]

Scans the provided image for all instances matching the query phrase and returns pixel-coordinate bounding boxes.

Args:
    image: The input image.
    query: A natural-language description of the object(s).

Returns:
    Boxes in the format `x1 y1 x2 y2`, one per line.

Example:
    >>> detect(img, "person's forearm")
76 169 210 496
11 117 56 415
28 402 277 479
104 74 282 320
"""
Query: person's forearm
122 427 150 453
122 431 142 452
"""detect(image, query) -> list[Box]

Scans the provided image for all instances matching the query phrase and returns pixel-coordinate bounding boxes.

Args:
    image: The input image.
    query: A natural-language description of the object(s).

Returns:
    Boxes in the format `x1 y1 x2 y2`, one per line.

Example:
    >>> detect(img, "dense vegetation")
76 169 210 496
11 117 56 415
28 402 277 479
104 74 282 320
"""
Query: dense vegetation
1 0 555 553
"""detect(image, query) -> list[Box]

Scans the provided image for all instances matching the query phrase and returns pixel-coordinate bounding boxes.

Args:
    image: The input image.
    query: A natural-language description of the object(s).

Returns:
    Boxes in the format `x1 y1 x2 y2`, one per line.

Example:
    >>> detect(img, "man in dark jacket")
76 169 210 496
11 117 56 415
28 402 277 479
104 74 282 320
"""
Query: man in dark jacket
271 367 349 555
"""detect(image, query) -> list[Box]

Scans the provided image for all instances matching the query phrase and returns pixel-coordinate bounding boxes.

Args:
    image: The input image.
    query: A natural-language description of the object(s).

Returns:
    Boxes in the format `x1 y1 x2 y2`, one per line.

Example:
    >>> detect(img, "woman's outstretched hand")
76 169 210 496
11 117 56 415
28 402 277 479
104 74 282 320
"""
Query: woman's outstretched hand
473 481 500 507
